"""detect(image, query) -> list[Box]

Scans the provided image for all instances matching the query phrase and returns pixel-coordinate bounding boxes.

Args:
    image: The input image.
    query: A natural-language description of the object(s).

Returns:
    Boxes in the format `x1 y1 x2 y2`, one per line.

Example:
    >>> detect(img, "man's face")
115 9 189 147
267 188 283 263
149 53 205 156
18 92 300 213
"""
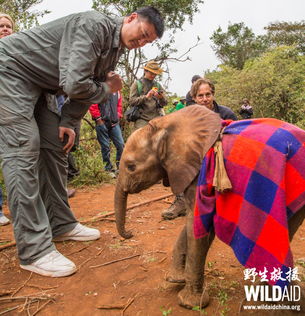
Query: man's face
194 83 214 110
0 17 13 39
144 70 157 81
121 13 158 50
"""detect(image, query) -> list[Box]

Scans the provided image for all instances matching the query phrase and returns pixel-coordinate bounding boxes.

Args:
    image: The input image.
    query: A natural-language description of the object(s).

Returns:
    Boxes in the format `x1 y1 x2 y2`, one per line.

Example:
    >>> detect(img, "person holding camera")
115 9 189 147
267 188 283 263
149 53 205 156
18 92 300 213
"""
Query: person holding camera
128 60 167 130
239 98 253 119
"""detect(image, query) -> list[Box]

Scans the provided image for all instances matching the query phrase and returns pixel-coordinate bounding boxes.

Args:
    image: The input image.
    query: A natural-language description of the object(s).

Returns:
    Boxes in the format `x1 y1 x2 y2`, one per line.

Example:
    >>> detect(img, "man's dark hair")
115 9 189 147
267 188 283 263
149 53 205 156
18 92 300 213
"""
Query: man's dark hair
136 6 165 38
191 75 201 83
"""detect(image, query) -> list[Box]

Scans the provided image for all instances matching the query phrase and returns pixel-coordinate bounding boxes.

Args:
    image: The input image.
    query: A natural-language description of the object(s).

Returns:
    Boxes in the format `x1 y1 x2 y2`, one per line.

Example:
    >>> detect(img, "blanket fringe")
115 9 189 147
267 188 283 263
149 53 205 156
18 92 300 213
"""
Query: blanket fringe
212 133 232 192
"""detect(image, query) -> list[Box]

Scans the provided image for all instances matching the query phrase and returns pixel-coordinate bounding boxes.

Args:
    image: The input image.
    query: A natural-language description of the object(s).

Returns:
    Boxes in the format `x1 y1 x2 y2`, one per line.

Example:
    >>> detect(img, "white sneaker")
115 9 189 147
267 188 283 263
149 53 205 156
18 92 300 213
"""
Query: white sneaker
0 214 10 226
20 250 77 277
53 223 100 241
67 188 76 198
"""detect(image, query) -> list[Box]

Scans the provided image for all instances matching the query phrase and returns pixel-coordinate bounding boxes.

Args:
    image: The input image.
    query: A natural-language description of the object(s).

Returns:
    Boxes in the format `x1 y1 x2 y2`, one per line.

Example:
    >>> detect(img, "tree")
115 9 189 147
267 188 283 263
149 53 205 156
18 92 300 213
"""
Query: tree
264 21 305 54
206 46 305 128
0 0 49 30
92 0 203 88
210 22 269 70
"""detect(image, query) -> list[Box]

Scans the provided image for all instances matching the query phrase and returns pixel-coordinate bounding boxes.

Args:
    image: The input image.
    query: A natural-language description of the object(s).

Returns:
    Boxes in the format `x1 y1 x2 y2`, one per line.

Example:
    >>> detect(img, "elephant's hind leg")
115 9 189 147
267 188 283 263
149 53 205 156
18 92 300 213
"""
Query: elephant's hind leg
289 205 305 313
288 205 305 241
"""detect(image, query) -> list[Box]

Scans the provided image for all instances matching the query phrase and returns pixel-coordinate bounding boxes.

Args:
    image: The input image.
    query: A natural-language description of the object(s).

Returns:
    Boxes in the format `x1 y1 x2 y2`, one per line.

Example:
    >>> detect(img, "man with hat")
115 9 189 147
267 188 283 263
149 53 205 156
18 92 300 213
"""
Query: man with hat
129 60 167 129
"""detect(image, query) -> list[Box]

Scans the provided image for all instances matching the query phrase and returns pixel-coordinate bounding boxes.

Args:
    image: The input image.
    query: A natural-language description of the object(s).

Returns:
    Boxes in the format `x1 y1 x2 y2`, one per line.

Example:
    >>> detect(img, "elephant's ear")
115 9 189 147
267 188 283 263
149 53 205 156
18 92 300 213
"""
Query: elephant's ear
150 105 222 195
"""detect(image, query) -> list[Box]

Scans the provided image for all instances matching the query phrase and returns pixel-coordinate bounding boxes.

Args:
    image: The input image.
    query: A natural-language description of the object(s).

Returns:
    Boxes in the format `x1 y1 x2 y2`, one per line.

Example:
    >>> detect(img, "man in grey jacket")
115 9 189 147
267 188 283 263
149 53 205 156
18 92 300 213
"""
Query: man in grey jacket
0 7 164 277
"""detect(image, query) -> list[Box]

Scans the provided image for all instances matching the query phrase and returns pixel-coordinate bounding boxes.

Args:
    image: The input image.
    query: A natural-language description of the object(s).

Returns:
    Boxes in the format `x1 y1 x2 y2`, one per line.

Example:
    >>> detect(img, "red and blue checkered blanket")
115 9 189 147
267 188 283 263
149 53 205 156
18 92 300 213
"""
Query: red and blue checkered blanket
194 118 305 286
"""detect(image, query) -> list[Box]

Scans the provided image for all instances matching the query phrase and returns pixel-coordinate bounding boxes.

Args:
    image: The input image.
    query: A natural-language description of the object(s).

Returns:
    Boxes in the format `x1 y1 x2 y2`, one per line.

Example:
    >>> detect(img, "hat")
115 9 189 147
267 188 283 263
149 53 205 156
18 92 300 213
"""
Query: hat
191 75 201 83
143 60 163 75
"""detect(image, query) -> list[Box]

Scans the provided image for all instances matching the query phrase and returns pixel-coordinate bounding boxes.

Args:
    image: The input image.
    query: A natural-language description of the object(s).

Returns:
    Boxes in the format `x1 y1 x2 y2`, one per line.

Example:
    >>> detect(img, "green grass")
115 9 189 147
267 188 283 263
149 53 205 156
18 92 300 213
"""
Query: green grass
160 307 172 316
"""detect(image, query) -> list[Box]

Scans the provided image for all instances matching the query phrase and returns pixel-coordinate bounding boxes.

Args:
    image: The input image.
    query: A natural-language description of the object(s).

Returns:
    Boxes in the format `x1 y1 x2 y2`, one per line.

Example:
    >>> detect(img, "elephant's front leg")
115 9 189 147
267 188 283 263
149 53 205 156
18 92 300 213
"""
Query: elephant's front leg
177 182 215 309
177 213 215 309
166 225 187 283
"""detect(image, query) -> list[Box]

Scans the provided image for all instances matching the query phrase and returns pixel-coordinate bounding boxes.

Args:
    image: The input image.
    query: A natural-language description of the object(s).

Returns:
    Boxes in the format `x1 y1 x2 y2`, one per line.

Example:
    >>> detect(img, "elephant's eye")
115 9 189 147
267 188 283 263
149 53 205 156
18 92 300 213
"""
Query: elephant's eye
127 164 136 172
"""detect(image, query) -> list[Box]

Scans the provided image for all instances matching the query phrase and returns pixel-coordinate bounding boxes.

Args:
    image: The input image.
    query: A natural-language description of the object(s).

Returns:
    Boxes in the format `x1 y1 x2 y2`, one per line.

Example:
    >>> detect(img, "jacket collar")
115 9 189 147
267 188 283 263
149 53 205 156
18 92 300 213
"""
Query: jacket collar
112 17 124 49
213 100 220 113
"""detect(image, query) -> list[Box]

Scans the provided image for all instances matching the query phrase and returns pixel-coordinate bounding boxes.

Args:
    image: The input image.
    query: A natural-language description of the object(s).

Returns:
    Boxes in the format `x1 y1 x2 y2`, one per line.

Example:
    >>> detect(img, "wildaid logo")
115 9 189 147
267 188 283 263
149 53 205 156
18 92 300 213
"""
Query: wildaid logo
243 267 301 303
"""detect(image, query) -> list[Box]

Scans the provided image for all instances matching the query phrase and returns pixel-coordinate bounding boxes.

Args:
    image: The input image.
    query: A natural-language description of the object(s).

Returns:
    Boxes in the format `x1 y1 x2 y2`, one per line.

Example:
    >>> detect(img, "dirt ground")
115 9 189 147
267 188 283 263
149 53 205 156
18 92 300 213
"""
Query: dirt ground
0 183 304 316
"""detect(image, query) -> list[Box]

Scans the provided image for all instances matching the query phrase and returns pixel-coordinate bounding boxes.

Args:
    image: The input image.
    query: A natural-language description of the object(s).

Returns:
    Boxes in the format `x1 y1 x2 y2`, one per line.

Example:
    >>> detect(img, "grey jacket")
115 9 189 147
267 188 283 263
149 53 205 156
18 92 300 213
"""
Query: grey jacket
0 11 124 128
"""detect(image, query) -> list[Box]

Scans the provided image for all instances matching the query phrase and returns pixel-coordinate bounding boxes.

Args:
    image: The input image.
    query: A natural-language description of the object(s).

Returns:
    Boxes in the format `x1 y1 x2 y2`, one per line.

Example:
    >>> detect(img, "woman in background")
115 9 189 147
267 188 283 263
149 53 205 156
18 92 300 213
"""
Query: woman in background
0 13 14 39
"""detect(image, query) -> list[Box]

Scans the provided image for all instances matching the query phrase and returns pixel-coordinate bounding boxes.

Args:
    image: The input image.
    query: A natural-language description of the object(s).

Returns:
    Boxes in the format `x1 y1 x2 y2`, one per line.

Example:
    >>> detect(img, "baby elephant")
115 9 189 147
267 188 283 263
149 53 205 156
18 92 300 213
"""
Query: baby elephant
114 105 305 309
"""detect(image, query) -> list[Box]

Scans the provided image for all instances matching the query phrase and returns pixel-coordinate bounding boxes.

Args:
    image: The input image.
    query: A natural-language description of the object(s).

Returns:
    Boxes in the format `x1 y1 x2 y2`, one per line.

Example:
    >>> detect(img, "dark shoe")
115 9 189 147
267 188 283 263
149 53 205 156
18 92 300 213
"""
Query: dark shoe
67 188 76 198
107 171 116 179
105 168 117 179
162 195 186 220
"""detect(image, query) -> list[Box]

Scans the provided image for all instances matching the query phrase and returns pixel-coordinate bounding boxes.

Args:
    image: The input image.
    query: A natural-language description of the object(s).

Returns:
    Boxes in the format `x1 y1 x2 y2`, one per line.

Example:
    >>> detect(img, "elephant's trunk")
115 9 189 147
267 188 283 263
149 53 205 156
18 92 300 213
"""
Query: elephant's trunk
114 182 133 239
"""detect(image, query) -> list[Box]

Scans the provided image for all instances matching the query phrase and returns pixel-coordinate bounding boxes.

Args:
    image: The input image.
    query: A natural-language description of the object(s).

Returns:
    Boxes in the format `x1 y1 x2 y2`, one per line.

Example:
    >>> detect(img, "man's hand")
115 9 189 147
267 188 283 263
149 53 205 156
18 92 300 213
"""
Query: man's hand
106 71 122 93
58 126 75 153
146 89 159 99
156 90 165 99
146 89 155 98
95 118 104 126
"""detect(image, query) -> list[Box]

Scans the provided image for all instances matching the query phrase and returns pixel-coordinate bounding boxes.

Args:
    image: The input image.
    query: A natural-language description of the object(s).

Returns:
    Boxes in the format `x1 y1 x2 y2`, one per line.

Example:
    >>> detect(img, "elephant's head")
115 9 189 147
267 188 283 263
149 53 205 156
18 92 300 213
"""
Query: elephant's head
115 105 222 238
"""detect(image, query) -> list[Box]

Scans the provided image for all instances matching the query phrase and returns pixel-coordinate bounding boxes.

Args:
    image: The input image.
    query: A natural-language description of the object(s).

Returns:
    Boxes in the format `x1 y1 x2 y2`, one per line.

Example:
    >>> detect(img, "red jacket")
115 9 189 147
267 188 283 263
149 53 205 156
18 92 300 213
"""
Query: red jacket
89 91 122 119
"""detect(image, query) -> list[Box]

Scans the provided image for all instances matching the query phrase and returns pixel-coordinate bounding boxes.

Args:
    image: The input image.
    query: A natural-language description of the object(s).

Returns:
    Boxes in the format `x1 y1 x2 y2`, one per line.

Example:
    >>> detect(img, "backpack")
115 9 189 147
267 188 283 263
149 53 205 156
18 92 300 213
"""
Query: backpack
125 105 141 122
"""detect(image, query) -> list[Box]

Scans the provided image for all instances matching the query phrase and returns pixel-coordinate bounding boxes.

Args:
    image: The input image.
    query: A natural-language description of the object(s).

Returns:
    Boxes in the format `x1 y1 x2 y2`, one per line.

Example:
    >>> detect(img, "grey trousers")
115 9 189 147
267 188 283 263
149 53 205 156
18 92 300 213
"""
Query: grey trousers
0 66 77 265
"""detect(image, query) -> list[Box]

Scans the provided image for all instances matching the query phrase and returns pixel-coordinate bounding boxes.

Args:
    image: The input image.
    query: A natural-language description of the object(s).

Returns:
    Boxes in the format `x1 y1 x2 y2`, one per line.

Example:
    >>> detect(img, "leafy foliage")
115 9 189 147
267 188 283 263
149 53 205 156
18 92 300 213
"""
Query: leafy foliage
264 21 305 54
160 306 172 316
0 0 50 30
210 22 269 70
206 46 305 127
